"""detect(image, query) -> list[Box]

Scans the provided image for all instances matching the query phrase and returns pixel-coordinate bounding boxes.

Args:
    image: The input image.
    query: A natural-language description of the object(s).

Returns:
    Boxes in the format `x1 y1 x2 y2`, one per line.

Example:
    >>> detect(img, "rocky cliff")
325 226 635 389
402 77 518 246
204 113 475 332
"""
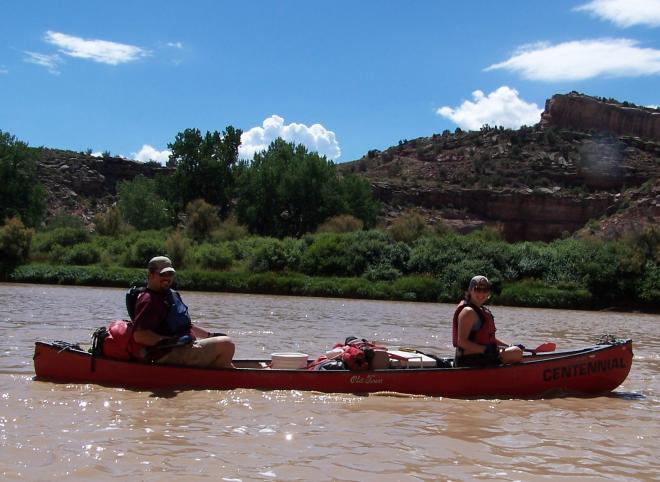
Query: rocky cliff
340 93 659 241
541 92 660 141
37 148 168 224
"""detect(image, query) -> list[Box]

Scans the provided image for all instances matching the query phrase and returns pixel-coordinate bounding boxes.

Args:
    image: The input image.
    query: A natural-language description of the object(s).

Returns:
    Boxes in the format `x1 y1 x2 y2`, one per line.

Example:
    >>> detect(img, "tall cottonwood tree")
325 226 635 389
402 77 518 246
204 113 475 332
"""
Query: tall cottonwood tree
166 126 242 216
0 131 46 227
235 139 379 237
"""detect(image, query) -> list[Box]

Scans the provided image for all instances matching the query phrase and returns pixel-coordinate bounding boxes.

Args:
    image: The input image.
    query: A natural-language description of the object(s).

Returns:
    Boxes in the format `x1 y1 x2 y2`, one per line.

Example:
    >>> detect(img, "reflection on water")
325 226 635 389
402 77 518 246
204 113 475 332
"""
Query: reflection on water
1 282 659 480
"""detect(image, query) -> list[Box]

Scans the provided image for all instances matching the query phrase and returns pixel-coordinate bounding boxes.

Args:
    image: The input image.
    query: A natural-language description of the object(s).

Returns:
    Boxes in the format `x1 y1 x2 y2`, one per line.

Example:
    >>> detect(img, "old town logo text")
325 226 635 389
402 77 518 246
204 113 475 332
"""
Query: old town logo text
543 358 627 382
350 374 383 384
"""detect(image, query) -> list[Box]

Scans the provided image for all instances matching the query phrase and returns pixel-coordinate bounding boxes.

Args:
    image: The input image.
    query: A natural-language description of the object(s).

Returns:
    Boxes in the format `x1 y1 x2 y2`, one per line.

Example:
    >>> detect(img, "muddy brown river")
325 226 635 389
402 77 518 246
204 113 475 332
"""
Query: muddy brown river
1 283 658 481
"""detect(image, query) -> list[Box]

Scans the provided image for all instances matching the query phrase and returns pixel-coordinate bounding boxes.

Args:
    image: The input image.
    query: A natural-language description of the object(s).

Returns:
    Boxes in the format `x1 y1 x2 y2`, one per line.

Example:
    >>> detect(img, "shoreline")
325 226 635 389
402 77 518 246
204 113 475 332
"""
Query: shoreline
4 264 657 314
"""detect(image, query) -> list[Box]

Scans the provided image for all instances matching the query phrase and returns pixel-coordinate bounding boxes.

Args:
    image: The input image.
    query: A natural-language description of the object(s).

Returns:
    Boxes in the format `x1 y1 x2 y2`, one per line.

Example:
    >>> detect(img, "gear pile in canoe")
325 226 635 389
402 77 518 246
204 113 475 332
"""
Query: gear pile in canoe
32 336 633 398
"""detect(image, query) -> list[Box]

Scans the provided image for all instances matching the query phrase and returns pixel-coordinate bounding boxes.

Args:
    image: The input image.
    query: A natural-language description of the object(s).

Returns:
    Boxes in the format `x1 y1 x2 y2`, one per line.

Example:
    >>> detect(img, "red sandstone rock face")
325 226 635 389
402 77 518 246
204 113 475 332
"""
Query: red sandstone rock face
372 183 615 242
541 93 660 142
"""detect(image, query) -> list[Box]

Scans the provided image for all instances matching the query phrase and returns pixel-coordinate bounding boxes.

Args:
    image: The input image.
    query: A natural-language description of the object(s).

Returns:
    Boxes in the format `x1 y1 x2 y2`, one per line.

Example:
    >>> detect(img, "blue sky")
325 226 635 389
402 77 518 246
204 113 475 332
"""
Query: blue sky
2 0 659 164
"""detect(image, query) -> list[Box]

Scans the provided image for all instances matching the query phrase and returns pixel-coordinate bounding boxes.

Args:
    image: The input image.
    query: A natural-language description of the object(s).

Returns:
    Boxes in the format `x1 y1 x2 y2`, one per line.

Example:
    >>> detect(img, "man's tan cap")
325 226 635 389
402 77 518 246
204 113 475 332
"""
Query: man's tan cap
148 256 176 274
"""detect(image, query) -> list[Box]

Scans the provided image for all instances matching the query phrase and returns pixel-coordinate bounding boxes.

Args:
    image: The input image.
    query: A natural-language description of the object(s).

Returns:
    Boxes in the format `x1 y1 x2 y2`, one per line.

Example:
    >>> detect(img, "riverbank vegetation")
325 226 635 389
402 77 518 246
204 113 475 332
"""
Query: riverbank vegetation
4 217 659 311
1 128 659 311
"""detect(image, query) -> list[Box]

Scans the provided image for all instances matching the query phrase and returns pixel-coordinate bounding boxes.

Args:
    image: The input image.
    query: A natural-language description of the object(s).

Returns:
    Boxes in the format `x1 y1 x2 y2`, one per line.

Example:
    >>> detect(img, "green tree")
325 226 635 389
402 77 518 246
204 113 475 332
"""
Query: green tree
117 175 172 230
235 139 344 237
0 131 46 227
338 174 380 228
167 126 242 216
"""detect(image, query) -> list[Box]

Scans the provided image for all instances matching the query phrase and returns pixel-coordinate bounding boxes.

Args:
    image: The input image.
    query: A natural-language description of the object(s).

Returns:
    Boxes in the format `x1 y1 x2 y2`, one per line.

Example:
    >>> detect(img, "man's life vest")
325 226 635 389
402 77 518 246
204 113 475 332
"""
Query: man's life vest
162 289 193 337
127 286 192 336
452 300 496 347
92 286 192 361
128 287 192 359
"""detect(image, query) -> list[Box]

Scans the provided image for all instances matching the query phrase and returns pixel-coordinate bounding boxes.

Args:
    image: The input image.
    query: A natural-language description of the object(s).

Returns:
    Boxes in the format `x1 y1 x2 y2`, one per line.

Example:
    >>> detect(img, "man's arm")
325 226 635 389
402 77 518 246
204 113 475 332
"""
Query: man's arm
132 291 170 346
133 328 170 346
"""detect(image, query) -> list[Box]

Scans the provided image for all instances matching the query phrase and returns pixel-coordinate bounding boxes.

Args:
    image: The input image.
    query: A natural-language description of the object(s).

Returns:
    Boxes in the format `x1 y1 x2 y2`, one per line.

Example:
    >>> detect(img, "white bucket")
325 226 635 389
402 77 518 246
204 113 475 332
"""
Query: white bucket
271 352 309 369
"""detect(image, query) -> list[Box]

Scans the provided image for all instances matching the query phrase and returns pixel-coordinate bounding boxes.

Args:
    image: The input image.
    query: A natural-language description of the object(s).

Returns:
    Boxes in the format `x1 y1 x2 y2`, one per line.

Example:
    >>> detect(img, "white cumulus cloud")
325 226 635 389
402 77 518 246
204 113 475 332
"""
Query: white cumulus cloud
437 86 543 131
131 145 171 164
575 0 660 28
239 115 341 161
44 31 149 65
485 38 660 81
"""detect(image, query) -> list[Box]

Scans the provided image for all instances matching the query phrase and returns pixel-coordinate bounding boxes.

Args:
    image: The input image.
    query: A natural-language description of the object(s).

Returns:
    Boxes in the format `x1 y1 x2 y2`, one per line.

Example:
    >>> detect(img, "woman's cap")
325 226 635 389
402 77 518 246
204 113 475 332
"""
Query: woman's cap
469 275 491 289
148 256 176 274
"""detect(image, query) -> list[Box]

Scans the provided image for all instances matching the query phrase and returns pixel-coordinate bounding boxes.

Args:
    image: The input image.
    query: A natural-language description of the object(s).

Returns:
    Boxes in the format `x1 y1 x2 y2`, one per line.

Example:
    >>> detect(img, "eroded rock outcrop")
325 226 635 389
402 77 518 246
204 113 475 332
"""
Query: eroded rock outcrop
541 93 660 142
341 93 659 241
37 149 168 223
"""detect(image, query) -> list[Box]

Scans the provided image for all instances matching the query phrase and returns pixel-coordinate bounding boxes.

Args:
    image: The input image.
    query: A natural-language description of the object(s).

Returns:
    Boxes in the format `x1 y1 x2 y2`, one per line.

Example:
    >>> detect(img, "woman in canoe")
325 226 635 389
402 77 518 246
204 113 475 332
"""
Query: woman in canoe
452 275 523 367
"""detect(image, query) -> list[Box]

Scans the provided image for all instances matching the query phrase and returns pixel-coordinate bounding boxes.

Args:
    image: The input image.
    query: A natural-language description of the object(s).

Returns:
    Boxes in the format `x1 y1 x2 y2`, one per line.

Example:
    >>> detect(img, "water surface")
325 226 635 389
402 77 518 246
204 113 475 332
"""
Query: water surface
1 283 658 481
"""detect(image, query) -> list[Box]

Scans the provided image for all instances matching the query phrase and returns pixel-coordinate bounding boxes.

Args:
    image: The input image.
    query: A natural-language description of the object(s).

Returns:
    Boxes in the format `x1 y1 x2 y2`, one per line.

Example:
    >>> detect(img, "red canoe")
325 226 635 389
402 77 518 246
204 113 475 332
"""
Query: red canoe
33 339 633 398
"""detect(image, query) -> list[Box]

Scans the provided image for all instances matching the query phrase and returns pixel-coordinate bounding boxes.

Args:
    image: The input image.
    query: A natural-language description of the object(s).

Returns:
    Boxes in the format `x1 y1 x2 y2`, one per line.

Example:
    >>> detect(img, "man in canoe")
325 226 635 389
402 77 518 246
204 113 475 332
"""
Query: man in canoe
452 275 522 367
130 256 235 368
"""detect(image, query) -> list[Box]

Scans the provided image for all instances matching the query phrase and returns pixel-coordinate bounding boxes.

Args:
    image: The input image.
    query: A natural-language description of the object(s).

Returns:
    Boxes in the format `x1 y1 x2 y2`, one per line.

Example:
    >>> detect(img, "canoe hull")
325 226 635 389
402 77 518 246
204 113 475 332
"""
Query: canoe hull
33 340 633 398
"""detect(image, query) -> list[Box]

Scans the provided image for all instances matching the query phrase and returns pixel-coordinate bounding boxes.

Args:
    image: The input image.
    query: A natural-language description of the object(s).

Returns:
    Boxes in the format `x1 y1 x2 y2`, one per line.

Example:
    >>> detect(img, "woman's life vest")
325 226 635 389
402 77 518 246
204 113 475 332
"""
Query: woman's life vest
452 300 496 348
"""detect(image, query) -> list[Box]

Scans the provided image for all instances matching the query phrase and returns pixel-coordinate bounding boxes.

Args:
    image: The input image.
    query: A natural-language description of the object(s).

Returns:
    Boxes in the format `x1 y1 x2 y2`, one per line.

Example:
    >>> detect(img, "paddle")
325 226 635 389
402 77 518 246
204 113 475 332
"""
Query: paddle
521 342 556 355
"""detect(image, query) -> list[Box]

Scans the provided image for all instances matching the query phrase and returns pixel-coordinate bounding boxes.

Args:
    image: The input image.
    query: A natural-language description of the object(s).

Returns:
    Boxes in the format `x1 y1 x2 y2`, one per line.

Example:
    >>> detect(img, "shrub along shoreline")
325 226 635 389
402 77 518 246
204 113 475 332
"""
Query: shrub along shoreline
3 216 658 313
6 263 653 312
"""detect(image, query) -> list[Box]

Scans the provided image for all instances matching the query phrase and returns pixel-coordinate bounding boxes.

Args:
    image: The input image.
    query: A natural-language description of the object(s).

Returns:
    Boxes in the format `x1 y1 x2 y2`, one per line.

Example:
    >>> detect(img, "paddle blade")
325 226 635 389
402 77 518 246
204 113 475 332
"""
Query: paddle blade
533 342 556 353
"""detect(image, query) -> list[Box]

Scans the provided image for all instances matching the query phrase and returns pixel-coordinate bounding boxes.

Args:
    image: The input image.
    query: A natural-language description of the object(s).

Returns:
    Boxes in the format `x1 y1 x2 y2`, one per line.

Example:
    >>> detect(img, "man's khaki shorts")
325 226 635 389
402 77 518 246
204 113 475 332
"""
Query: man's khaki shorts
157 337 224 367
